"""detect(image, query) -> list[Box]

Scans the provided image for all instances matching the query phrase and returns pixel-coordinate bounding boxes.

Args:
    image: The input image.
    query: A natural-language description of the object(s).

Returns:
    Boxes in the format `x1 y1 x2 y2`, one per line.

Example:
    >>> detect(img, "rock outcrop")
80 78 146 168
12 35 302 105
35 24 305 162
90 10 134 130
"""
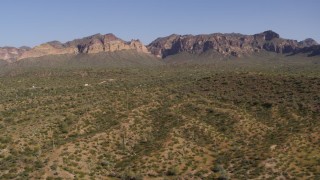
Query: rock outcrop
72 34 148 54
18 33 149 60
1 31 318 62
298 38 319 47
147 30 319 58
293 45 320 57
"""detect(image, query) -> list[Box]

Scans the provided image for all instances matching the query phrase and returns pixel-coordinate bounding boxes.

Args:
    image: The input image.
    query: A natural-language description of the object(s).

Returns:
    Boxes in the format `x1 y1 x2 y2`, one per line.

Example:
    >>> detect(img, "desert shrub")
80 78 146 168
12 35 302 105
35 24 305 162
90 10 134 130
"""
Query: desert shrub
166 166 179 176
0 136 12 144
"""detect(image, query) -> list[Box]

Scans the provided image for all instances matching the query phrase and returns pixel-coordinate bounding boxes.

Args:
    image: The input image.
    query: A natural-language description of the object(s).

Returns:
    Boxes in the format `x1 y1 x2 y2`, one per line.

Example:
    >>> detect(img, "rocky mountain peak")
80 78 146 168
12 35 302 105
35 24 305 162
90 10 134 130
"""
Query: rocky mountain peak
46 41 65 48
103 33 118 41
262 30 280 40
298 38 318 47
254 30 280 41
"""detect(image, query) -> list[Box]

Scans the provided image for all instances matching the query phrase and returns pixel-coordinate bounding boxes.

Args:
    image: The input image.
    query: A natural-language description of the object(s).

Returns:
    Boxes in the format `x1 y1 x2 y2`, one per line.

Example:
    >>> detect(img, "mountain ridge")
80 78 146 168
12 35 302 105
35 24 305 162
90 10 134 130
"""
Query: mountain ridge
147 30 319 58
0 30 319 62
17 33 149 60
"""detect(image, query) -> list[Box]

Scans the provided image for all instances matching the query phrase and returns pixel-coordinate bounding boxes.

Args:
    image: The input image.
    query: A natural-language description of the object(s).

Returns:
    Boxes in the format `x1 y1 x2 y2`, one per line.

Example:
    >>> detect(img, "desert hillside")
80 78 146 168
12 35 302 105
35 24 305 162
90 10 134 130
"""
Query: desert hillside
0 59 319 179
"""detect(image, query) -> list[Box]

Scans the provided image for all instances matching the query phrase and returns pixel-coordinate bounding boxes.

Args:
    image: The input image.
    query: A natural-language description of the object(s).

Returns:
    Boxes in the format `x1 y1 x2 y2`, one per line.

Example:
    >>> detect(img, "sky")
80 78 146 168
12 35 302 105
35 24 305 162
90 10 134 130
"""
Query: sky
0 0 319 47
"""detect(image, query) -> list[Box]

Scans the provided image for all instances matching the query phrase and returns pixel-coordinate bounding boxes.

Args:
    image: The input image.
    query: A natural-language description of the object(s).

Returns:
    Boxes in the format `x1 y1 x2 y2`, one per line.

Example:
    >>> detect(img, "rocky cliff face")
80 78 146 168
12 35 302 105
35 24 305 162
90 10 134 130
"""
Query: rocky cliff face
293 45 320 57
1 31 319 62
72 34 148 54
18 33 149 60
147 30 319 58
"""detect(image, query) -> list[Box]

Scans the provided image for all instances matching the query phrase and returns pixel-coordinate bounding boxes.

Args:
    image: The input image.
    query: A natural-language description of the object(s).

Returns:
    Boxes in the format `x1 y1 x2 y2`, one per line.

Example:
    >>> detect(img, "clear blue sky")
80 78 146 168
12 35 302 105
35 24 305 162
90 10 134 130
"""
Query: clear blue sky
1 0 319 47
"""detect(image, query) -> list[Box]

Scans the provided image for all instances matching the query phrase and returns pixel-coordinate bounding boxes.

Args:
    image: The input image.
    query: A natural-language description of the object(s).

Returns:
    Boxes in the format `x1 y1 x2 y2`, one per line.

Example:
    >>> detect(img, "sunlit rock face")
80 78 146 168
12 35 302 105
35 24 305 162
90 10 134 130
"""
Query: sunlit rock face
147 30 319 58
1 33 149 61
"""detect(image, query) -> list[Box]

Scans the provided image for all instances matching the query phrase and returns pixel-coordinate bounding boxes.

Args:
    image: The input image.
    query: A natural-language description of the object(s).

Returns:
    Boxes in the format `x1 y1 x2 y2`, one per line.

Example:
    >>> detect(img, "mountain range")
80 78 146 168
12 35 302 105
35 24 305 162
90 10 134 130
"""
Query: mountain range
0 30 319 62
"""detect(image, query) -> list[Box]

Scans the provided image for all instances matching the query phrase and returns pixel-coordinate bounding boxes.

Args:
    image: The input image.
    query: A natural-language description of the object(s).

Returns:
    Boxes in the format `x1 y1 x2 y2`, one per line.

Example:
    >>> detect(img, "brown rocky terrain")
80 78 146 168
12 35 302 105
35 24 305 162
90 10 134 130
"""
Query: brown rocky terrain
147 30 320 58
18 41 77 60
0 46 30 62
18 33 149 60
292 45 320 57
0 31 319 62
298 38 319 47
0 34 149 62
68 33 148 54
